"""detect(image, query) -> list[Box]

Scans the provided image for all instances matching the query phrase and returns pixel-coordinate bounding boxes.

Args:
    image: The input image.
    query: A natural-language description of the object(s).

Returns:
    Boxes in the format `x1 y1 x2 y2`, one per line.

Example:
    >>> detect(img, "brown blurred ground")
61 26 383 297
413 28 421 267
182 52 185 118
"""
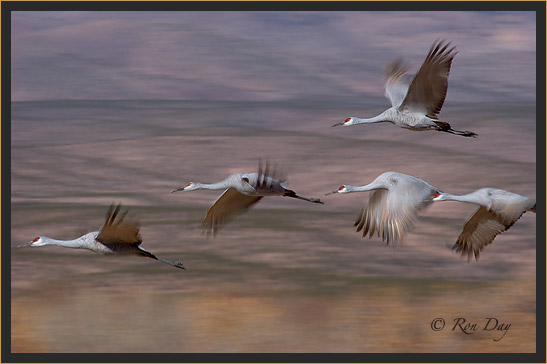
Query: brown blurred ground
11 100 536 352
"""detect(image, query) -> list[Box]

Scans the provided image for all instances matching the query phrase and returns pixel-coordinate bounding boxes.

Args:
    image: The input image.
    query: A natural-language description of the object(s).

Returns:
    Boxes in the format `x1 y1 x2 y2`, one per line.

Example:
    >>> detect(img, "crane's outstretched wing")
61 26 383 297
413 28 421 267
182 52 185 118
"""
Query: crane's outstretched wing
399 40 457 118
452 203 529 261
255 159 287 191
354 188 392 242
202 188 263 235
384 58 412 108
354 177 437 245
96 204 142 245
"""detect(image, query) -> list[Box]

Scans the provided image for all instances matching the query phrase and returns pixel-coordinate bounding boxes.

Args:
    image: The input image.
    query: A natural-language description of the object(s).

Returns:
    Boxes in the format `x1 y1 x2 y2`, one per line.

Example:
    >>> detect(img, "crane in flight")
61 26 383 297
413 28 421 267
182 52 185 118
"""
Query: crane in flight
171 160 324 235
19 204 186 269
326 171 441 245
333 40 477 137
433 188 536 261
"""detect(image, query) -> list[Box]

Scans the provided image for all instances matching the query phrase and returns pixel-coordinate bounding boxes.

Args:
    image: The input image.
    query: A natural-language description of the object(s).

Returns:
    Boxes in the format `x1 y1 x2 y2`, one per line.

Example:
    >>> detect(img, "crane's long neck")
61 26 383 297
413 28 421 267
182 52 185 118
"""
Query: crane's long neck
439 192 487 205
347 181 383 193
41 236 90 249
197 174 244 191
198 180 233 190
351 110 393 125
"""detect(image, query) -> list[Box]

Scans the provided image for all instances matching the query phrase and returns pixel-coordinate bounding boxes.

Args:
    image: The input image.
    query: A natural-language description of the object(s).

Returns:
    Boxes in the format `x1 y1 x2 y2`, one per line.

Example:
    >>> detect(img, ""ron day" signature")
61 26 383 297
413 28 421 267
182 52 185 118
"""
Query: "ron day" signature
431 317 511 341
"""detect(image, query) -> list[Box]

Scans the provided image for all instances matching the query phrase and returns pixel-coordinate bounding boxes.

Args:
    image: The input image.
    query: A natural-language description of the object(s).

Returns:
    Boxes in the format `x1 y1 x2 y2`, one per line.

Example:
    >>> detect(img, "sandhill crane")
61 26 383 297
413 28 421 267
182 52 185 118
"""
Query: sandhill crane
326 171 441 245
433 188 536 261
19 204 185 269
333 40 477 137
170 160 324 235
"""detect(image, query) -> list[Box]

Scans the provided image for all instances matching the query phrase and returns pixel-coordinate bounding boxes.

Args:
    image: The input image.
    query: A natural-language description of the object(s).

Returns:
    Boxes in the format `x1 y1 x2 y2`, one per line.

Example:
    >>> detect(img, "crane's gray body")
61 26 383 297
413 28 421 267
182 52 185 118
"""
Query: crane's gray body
32 232 151 256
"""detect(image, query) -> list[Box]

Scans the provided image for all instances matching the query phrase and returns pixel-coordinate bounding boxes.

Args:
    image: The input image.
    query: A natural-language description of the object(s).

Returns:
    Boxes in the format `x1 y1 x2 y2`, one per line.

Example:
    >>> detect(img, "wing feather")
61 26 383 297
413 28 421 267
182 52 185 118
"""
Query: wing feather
354 175 438 245
453 204 528 261
253 159 287 195
96 204 142 245
384 58 412 108
400 40 457 118
202 188 263 235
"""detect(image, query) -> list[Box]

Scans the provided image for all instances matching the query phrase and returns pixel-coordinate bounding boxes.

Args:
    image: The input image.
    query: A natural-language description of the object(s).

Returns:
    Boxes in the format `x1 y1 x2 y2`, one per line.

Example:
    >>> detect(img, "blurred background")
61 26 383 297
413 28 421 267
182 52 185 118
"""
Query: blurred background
11 11 536 353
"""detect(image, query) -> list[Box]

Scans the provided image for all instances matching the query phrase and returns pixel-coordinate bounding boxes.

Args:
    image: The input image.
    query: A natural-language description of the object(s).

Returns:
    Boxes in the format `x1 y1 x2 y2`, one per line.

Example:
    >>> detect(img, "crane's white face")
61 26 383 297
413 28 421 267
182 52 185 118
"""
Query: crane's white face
182 182 201 191
181 182 193 189
337 185 349 193
171 182 200 193
326 185 348 195
332 117 353 127
30 236 46 246
432 192 446 201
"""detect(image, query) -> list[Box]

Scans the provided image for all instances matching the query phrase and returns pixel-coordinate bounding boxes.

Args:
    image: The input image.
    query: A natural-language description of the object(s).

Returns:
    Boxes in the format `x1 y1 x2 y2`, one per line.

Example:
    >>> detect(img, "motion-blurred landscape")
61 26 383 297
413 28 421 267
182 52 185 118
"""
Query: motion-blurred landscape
10 11 536 353
11 99 536 353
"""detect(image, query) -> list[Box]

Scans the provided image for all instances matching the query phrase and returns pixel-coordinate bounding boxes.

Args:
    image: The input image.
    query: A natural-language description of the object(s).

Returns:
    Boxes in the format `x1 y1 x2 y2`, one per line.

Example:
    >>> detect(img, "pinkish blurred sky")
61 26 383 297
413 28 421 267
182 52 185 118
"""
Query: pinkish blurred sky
11 11 536 104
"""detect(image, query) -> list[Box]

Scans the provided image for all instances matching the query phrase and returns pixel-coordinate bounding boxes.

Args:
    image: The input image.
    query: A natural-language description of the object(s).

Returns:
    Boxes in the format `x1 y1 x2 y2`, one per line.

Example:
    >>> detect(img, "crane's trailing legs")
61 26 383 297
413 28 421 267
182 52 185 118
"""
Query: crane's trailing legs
135 248 186 269
433 121 477 138
283 189 324 204
157 257 186 269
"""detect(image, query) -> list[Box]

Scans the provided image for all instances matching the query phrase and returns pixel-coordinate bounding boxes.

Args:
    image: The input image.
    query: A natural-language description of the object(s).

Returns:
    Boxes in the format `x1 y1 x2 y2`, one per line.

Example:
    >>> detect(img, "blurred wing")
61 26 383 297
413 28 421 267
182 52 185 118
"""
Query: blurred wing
400 40 457 118
258 159 287 183
354 188 390 242
202 188 263 235
96 204 142 245
384 58 412 108
452 205 527 261
354 178 437 246
354 188 420 246
255 159 287 194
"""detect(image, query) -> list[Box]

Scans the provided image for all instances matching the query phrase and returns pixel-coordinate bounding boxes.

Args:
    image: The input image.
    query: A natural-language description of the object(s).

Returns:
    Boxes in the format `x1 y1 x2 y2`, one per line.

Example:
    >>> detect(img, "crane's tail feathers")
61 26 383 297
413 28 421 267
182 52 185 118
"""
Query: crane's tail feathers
158 257 186 270
434 121 477 138
530 203 536 213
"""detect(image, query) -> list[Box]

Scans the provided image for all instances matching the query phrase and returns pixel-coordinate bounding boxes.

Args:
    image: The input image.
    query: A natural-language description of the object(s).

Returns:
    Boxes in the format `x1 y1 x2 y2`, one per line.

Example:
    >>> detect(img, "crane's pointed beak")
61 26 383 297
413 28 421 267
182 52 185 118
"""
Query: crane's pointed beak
325 190 338 195
170 187 184 193
332 122 345 127
16 241 33 248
